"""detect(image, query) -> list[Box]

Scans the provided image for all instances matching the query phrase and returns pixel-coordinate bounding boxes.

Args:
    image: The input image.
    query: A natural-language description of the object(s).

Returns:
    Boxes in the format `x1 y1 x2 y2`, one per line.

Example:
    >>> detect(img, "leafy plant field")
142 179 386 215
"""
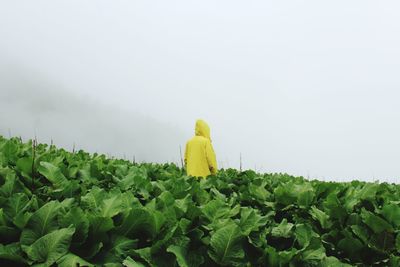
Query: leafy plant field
0 136 399 266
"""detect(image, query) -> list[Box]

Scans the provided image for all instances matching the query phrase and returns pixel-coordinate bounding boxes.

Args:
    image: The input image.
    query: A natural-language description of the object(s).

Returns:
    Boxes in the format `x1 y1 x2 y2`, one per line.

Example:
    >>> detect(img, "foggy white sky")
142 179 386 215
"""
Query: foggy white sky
1 1 400 183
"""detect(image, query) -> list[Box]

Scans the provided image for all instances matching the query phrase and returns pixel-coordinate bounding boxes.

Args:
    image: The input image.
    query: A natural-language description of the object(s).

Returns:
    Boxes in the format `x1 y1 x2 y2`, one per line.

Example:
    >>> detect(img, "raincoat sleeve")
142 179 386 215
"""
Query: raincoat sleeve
205 140 217 174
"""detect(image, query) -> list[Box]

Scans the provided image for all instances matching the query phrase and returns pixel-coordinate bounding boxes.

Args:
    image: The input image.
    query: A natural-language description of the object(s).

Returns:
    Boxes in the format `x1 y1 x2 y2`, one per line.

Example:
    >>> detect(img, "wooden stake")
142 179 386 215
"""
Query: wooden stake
179 145 184 168
240 153 242 172
31 138 36 191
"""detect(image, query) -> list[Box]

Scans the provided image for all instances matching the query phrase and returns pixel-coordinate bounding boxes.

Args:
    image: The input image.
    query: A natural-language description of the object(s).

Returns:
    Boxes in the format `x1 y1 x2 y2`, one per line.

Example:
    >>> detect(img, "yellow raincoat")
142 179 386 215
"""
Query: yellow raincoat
184 120 217 177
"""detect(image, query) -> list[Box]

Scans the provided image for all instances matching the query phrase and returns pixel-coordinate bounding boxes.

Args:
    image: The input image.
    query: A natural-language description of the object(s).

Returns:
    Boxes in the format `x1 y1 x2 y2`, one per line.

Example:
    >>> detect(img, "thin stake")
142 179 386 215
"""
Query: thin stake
31 138 36 191
179 145 184 168
72 142 76 153
240 153 242 172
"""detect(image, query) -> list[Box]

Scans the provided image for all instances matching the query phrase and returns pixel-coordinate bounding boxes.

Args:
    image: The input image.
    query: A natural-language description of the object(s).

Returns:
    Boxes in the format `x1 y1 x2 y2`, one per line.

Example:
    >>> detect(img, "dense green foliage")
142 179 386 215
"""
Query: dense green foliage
0 136 399 266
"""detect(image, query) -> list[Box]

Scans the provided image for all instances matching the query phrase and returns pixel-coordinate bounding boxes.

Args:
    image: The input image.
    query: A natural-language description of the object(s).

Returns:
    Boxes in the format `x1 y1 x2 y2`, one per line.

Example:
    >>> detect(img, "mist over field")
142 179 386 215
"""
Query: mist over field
1 1 400 183
0 64 185 164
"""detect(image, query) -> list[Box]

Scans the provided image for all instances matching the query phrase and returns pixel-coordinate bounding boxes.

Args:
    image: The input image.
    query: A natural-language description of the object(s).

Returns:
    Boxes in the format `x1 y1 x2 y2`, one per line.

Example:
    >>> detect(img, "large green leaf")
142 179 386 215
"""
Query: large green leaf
56 253 94 267
301 237 326 261
361 209 393 233
20 201 62 249
16 156 33 176
26 226 75 266
201 199 240 224
337 230 363 259
323 193 347 224
1 140 18 163
58 207 89 245
100 194 127 218
0 242 27 264
248 183 270 201
271 219 294 238
81 187 107 212
167 237 204 267
0 169 30 197
264 246 297 266
115 207 158 239
350 225 369 244
320 256 352 267
103 235 138 262
208 223 244 266
4 193 30 220
274 184 297 206
295 223 318 248
309 206 332 229
236 207 268 235
123 256 146 267
294 183 315 208
38 162 68 187
381 204 400 227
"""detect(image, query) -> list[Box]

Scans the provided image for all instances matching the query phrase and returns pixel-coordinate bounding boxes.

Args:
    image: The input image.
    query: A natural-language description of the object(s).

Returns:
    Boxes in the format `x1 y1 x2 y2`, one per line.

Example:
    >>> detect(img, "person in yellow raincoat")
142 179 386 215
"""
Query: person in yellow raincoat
184 119 217 177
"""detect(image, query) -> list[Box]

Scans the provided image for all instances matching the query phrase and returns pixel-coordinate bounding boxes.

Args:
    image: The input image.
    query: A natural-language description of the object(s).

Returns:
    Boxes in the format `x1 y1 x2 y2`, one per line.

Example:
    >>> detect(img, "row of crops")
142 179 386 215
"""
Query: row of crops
0 136 399 266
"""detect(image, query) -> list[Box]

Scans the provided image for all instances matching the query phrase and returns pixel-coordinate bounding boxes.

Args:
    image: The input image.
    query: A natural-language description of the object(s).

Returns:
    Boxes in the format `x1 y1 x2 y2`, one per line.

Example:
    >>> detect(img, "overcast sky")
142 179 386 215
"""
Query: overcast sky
1 1 399 183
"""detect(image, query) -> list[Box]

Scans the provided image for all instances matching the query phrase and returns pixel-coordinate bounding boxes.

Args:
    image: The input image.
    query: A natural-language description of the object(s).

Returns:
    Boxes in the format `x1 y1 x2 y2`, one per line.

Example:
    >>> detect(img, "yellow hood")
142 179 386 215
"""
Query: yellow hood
195 119 211 140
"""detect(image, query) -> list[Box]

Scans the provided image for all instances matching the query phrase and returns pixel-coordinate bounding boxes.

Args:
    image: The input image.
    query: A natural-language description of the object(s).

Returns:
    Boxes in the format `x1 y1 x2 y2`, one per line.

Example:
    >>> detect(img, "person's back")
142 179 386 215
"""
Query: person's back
185 120 217 177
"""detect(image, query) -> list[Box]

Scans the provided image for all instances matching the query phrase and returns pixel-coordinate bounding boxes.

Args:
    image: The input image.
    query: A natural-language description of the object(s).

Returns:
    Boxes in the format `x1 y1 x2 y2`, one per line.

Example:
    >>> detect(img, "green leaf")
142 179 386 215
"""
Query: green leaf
264 246 297 266
58 207 89 245
302 237 326 261
295 223 317 248
294 183 315 208
0 242 27 264
0 170 30 197
271 219 294 238
381 204 400 227
115 208 158 239
201 200 239 224
337 231 363 259
274 184 297 206
323 193 347 224
167 237 204 267
100 194 127 218
88 215 114 234
361 209 393 233
4 193 30 220
16 156 33 175
350 225 369 244
57 253 94 267
208 223 244 266
389 256 400 267
38 162 68 187
248 183 269 201
237 207 267 235
358 183 379 201
20 201 62 249
123 256 146 267
321 256 352 267
309 206 332 229
26 226 75 266
1 140 18 163
369 231 395 251
107 235 138 260
131 247 154 267
81 187 107 211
